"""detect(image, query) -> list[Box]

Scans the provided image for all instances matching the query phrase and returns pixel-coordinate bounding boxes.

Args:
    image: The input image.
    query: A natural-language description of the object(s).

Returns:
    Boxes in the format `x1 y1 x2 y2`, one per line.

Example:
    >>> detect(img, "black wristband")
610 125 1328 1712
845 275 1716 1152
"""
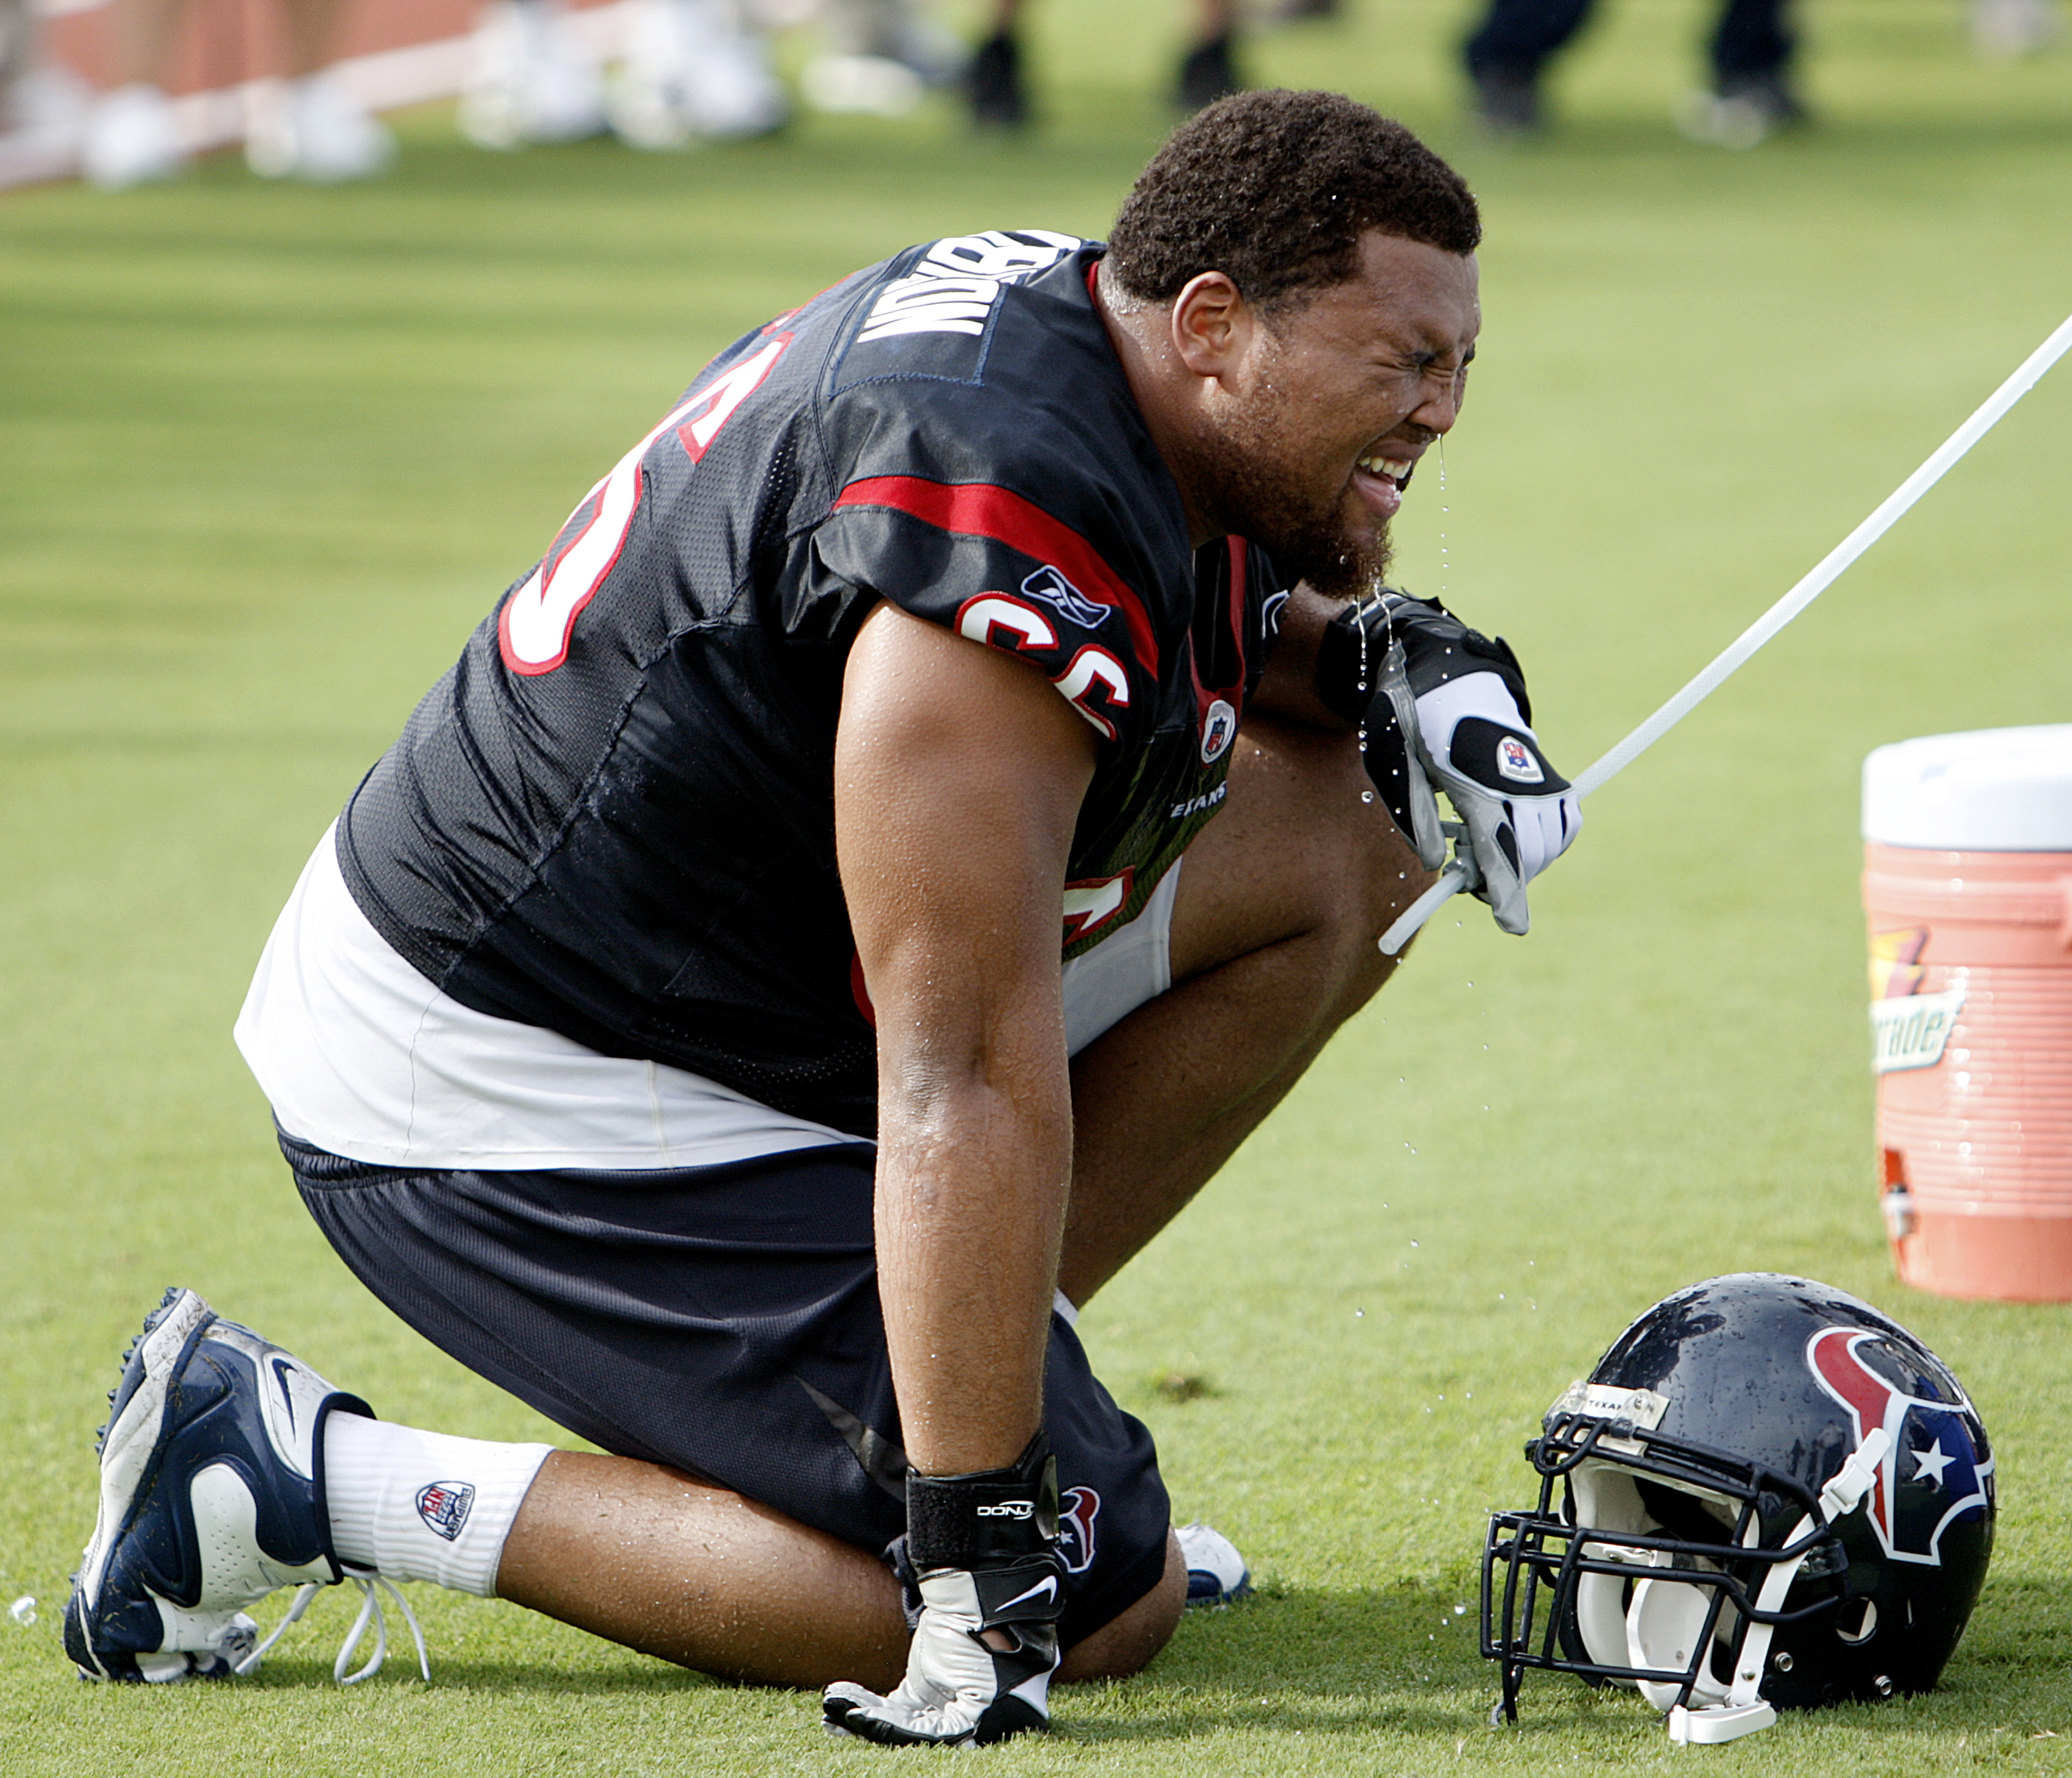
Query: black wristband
906 1431 1059 1571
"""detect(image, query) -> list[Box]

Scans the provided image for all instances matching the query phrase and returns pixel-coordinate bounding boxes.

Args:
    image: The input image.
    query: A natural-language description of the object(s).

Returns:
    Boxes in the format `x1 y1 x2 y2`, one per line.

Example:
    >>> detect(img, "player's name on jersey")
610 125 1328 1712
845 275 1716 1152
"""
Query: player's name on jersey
856 230 1081 344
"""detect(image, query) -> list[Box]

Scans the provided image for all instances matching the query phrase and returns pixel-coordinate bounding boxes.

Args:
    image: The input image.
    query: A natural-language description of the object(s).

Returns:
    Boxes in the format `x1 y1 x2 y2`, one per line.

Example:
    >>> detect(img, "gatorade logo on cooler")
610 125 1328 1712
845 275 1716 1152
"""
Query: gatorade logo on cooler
1871 988 1966 1074
1868 925 1963 1074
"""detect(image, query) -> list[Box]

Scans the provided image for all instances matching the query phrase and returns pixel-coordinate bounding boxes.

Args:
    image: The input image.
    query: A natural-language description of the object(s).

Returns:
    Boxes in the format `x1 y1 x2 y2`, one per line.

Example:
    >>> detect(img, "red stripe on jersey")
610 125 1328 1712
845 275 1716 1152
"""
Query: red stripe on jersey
1215 534 1250 710
832 476 1160 676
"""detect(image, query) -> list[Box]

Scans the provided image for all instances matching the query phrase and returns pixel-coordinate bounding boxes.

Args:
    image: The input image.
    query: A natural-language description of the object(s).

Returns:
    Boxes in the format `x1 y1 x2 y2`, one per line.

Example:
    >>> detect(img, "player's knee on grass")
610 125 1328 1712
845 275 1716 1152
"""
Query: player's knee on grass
1057 1530 1186 1681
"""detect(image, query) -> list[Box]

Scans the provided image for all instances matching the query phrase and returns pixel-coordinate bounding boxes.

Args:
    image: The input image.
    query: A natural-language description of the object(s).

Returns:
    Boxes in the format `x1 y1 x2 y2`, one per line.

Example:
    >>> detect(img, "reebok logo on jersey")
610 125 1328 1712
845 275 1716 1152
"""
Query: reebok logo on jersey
1021 564 1109 630
416 1480 476 1542
856 231 1080 344
1496 736 1544 784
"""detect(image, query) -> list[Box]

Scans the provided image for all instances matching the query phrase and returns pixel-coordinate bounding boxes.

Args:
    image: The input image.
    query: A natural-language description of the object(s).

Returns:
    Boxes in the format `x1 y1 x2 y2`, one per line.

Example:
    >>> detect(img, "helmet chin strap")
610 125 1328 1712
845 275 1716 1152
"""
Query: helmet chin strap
1658 1427 1893 1746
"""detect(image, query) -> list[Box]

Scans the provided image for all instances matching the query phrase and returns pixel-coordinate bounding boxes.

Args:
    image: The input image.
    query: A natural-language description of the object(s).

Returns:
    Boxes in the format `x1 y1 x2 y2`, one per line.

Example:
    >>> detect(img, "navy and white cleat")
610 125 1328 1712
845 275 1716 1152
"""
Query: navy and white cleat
64 1288 374 1683
1176 1522 1253 1608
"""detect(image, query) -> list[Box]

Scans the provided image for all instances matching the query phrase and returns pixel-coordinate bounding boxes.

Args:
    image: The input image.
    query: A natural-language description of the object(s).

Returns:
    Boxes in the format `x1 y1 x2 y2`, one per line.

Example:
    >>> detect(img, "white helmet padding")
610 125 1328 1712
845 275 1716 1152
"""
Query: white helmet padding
1568 1457 1744 1708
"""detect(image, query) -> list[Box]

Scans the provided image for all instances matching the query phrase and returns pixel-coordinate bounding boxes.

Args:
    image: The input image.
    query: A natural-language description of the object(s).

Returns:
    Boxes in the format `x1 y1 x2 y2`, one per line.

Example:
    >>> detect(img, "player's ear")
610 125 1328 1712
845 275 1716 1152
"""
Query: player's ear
1168 271 1253 381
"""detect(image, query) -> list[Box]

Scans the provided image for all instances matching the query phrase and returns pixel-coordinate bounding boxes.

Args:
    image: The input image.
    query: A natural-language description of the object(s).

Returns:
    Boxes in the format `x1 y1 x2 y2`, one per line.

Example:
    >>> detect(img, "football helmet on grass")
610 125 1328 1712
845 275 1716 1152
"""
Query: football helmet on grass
1481 1273 1993 1744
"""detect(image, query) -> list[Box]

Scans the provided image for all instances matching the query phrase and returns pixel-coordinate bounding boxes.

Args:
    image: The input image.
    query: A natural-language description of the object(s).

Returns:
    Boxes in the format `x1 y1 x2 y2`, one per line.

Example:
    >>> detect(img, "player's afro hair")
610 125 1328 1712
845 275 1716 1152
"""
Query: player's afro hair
1106 90 1481 313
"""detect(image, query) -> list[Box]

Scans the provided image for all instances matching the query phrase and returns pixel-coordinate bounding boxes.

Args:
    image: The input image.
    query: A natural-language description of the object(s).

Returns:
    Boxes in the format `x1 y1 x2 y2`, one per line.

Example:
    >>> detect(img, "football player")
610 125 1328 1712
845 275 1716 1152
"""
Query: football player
66 90 1579 1741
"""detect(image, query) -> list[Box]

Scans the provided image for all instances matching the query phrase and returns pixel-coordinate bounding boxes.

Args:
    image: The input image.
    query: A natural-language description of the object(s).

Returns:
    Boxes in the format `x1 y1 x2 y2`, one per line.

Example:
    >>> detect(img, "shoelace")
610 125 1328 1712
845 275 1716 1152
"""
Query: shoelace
233 1569 430 1684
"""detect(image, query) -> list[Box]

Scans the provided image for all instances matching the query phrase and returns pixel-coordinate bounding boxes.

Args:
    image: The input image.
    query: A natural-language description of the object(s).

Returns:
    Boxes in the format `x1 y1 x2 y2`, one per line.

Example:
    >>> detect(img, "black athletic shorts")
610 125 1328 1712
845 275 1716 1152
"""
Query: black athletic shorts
283 1129 1170 1650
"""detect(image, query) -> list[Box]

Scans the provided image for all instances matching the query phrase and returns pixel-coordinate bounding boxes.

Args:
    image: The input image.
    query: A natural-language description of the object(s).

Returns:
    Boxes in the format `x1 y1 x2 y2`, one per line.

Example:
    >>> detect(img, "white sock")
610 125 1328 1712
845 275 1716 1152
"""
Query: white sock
322 1413 553 1597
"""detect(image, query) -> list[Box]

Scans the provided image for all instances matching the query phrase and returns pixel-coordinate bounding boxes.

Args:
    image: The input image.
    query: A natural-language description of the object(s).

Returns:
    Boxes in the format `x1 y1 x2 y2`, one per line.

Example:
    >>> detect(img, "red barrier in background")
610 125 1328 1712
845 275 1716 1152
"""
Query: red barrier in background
8 0 627 186
39 0 624 95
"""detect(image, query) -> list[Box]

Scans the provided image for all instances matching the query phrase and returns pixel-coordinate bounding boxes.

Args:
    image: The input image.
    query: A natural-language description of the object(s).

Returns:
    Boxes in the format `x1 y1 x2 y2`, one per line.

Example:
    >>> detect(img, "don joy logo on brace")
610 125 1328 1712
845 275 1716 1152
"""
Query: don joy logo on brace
975 1500 1035 1519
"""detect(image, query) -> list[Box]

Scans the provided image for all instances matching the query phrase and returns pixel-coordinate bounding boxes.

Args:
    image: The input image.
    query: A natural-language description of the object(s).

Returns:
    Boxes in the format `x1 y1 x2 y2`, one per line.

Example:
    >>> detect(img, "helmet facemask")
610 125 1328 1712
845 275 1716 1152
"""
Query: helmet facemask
1481 1406 1860 1743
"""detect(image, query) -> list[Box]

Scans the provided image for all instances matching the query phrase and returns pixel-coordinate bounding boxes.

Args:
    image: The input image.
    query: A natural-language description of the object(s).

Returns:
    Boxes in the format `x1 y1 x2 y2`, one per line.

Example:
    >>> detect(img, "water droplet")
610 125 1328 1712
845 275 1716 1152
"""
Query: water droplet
1361 789 1376 804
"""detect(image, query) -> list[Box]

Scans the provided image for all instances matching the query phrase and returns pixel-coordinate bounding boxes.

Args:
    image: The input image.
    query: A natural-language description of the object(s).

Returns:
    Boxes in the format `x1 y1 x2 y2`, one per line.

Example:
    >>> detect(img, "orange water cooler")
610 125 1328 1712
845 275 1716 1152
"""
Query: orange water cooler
1862 725 2072 1301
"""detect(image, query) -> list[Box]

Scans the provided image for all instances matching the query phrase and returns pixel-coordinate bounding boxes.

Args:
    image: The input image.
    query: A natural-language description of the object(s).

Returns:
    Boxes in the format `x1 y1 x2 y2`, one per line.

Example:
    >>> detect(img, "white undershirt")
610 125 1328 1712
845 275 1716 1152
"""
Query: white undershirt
235 829 1176 1172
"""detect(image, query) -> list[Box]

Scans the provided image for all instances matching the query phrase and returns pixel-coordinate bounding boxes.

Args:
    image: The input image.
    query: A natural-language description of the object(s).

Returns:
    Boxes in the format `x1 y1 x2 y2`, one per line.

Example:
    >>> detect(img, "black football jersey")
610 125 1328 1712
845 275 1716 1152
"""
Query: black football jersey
338 232 1288 1137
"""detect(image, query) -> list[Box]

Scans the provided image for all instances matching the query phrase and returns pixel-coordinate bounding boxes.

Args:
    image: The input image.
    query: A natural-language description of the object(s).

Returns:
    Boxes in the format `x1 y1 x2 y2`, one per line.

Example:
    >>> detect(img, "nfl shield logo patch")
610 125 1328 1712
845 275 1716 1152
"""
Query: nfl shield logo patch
1495 736 1544 784
416 1480 477 1542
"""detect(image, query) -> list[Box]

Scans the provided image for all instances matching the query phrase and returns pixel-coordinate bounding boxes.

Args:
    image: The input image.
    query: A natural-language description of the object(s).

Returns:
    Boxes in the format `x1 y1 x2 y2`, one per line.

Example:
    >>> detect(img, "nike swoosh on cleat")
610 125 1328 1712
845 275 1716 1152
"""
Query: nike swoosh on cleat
270 1357 298 1425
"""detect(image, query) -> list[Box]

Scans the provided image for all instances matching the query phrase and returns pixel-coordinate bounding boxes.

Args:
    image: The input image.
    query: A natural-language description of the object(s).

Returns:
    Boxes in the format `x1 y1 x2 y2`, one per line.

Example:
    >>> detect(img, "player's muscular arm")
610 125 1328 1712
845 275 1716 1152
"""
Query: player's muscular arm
835 601 1098 1476
1246 584 1360 731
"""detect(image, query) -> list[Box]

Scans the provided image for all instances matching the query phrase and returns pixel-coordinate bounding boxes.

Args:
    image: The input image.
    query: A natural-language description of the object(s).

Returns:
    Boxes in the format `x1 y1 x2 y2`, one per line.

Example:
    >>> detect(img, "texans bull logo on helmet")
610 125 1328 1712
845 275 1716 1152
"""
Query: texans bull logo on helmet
1807 1326 1993 1566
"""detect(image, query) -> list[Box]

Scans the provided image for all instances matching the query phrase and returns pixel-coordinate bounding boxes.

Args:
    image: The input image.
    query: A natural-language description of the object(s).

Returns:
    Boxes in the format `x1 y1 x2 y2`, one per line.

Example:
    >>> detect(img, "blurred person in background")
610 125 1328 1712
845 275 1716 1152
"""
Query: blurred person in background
602 0 789 144
1461 0 1803 144
461 0 788 151
0 0 92 178
798 0 966 120
457 0 961 150
1969 0 2059 53
969 0 1243 127
458 0 611 148
84 0 394 188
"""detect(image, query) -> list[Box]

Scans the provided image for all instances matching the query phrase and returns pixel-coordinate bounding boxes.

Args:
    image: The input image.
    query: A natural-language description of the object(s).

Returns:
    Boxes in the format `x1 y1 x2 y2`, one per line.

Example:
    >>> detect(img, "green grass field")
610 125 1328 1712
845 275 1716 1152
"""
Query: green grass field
3 1 2071 1770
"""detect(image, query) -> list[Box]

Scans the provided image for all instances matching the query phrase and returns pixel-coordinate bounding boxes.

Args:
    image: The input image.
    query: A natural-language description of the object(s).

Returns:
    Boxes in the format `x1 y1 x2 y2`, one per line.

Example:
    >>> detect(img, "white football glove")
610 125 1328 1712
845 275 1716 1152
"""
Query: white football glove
1318 592 1580 937
1409 670 1580 936
823 1441 1063 1747
823 1560 1062 1746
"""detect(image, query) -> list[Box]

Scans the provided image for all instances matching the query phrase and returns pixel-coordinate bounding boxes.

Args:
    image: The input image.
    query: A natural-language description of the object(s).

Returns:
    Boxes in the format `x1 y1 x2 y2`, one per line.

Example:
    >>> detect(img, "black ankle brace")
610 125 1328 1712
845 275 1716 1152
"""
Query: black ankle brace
905 1431 1060 1571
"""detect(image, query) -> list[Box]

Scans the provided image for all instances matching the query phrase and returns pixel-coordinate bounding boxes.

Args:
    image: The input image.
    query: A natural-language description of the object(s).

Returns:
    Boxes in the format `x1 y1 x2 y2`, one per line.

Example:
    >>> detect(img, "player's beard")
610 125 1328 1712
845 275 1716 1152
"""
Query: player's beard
1202 411 1394 599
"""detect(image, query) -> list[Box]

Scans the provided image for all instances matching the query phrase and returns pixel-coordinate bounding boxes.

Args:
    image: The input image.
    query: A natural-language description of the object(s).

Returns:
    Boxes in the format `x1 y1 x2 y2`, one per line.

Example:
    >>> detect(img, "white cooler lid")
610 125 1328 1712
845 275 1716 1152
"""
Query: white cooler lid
1863 724 2072 849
